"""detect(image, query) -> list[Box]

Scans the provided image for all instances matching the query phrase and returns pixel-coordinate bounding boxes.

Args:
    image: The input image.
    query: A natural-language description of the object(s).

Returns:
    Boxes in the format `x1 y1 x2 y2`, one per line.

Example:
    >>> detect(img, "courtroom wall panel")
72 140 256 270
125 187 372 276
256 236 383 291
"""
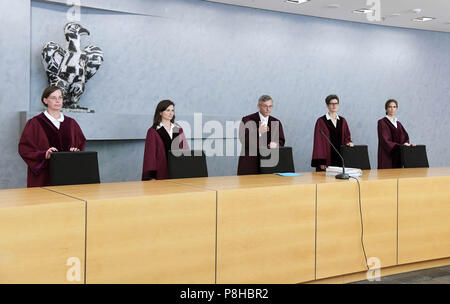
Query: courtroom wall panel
1 0 448 189
398 176 450 264
216 185 316 283
316 179 397 279
0 188 85 284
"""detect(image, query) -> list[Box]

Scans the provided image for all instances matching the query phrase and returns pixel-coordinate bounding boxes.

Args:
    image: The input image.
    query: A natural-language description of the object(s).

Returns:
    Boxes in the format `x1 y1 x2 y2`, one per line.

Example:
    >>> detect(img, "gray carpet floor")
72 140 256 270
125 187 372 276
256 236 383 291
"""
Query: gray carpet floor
351 265 450 284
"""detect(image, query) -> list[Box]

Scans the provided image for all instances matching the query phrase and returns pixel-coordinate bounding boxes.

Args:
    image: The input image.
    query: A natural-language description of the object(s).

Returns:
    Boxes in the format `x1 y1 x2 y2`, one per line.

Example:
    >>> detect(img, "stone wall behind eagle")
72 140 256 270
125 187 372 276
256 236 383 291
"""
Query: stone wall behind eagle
1 0 449 188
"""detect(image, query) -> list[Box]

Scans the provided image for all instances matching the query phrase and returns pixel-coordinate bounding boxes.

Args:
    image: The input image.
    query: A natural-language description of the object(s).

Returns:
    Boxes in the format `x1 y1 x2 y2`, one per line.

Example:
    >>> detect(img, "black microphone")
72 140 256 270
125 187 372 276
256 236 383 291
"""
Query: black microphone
319 130 349 180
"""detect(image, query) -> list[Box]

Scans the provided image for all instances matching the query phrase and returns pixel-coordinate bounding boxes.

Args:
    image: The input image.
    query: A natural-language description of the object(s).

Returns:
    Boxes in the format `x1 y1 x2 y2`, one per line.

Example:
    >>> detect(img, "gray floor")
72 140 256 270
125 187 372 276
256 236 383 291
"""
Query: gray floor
351 265 450 284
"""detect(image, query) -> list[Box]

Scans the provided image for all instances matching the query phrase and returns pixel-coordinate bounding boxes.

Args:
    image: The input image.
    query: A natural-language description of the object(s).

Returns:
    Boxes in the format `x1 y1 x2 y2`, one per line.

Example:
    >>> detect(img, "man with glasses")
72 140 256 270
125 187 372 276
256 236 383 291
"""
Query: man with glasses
311 94 354 171
237 95 285 175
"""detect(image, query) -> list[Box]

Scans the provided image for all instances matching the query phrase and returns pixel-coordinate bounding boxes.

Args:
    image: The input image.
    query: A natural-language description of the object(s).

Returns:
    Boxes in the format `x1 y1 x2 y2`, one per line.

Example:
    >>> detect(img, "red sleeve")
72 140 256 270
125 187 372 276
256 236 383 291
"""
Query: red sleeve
178 128 190 150
342 118 352 144
18 118 49 176
142 128 167 180
278 120 285 147
142 128 157 180
239 117 249 154
378 119 400 153
239 116 258 155
399 123 410 144
71 119 87 151
311 118 329 167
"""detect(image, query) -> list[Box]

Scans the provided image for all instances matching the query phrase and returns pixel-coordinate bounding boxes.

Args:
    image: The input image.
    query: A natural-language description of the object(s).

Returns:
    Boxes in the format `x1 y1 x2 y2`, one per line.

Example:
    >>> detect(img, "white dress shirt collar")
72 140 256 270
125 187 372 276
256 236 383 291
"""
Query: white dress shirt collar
44 110 64 129
326 112 339 127
386 115 398 128
326 112 340 121
258 112 269 125
157 122 175 139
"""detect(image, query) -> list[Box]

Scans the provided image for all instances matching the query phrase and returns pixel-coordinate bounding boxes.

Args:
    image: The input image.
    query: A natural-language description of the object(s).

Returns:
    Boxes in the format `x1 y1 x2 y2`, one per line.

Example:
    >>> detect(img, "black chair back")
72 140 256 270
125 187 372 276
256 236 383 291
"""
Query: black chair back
340 145 371 170
50 151 100 186
168 150 208 179
259 147 295 174
401 145 429 168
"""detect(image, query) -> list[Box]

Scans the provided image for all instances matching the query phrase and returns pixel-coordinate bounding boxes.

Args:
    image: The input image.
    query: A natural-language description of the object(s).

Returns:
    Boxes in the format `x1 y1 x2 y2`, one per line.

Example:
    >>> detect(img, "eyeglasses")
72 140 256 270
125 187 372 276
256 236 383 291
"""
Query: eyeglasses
329 103 339 106
259 105 273 109
48 96 63 101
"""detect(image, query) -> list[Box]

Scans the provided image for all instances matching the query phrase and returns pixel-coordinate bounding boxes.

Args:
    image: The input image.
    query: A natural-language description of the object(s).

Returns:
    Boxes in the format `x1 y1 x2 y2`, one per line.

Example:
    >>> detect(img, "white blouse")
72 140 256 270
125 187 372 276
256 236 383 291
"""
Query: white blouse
326 112 340 128
386 115 398 128
44 111 64 129
157 122 175 139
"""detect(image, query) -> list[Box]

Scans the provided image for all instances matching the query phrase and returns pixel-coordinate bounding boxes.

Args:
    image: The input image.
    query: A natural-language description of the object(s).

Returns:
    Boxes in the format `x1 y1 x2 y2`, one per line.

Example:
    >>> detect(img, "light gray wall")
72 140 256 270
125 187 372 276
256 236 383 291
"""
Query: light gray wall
1 0 449 188
0 0 30 188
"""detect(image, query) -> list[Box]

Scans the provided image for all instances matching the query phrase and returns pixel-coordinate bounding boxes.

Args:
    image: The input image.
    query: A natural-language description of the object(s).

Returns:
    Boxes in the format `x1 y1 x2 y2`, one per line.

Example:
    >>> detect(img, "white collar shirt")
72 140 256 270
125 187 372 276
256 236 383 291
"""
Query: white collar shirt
258 112 270 137
259 112 269 125
44 110 64 129
326 112 340 128
386 115 398 128
157 122 175 139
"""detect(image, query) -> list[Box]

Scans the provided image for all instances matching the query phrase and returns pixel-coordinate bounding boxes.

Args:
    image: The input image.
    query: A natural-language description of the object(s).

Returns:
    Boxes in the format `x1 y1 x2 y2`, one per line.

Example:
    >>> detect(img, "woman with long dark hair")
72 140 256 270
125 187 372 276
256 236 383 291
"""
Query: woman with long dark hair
377 99 414 169
142 100 189 180
18 86 86 187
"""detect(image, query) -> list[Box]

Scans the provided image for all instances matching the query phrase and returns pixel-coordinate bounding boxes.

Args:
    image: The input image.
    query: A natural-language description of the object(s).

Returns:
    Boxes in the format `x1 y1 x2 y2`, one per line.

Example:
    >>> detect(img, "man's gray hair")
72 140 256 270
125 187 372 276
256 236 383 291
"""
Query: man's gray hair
258 95 273 104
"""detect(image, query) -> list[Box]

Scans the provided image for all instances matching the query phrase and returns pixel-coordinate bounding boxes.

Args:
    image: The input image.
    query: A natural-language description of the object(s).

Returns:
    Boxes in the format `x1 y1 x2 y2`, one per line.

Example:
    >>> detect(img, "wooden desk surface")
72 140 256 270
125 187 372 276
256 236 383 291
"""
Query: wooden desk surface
1 167 448 284
0 188 85 283
0 187 82 209
166 167 450 190
45 180 215 201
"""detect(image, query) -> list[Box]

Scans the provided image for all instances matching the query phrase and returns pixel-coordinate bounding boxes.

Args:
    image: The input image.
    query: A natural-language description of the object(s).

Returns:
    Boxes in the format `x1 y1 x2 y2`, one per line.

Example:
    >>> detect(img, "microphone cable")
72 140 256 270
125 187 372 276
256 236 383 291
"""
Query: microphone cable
349 176 369 270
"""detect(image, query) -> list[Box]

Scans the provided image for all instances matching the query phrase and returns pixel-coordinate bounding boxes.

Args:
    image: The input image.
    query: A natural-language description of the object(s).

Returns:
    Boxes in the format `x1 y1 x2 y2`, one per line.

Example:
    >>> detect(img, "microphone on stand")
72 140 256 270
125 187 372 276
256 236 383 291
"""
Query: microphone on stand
319 130 349 180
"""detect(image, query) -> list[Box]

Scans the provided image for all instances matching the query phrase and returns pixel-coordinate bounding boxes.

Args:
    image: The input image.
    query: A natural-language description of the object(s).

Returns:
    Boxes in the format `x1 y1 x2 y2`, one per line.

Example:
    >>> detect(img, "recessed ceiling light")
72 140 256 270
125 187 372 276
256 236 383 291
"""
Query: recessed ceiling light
285 0 311 4
353 8 373 14
413 17 436 22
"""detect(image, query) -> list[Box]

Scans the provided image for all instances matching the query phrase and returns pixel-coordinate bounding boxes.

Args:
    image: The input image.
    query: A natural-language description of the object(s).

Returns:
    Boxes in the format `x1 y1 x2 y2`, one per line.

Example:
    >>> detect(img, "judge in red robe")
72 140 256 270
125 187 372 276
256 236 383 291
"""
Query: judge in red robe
18 86 86 187
237 95 285 175
311 94 353 171
142 100 189 180
378 99 414 169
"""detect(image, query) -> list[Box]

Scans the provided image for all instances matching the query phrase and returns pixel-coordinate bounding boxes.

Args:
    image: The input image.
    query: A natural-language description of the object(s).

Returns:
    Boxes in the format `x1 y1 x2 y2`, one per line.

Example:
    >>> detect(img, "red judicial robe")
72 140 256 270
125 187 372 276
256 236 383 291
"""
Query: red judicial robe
377 117 409 169
18 113 86 187
142 126 189 180
237 112 285 175
311 115 351 170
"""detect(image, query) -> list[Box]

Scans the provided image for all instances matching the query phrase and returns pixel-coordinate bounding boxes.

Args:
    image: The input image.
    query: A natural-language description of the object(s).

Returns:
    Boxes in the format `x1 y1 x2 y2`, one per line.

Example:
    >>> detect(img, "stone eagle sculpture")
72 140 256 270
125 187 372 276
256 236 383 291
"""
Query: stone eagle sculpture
42 22 103 110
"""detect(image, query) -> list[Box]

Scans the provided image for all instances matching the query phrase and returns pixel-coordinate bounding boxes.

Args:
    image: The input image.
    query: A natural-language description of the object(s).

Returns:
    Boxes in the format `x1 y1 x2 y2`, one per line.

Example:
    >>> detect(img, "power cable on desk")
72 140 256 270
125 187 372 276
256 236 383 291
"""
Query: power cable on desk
349 176 369 270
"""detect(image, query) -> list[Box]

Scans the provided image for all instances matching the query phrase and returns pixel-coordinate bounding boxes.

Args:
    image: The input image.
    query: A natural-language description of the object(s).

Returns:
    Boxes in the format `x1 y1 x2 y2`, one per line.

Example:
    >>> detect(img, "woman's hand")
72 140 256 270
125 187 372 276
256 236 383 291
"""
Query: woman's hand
45 147 58 159
346 142 355 147
320 165 327 170
403 143 411 146
69 147 80 152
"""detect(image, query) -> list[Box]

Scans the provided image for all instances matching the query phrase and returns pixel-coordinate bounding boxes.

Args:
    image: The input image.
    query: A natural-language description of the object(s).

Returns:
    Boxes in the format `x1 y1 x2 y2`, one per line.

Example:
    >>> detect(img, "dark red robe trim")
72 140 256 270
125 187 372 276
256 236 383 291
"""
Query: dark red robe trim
18 112 86 187
377 117 409 169
237 112 285 175
142 126 189 180
311 115 352 169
